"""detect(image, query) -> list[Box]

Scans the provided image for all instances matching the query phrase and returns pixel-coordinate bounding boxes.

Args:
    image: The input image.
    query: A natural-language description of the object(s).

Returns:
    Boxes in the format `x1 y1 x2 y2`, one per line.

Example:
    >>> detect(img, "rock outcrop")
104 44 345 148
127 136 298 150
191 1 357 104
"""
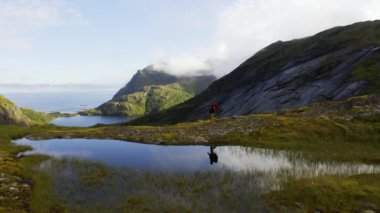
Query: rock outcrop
0 95 31 126
130 20 380 125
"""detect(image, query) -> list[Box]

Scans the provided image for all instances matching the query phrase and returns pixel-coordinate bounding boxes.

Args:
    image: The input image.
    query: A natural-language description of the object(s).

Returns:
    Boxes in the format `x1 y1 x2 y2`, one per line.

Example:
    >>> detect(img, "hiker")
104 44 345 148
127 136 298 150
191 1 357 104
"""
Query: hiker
209 102 221 123
207 145 218 165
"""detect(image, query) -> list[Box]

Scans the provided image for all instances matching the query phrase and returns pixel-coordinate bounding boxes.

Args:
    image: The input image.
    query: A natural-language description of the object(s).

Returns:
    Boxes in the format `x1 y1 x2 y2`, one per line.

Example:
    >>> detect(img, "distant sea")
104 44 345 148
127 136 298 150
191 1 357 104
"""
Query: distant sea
2 92 114 113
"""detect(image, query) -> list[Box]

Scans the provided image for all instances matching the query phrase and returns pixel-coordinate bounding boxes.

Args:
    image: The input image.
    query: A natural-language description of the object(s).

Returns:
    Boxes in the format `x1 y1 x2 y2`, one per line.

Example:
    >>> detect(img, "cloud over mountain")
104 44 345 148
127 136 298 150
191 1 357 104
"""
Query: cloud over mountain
153 0 380 77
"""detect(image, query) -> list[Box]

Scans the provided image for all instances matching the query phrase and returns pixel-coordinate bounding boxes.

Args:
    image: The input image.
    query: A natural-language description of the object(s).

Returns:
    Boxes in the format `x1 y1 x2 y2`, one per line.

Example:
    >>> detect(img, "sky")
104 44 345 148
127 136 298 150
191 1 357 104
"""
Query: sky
1 0 380 91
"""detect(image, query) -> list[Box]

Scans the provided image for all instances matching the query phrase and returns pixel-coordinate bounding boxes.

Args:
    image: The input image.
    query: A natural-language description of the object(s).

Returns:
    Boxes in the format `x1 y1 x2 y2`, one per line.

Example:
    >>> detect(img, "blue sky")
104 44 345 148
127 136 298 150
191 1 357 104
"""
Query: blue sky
0 0 231 87
1 0 380 90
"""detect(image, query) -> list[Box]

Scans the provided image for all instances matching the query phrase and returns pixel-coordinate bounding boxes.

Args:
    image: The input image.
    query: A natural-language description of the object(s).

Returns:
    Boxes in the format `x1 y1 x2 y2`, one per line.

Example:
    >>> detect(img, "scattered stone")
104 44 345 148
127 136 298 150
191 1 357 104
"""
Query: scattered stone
361 210 375 213
188 136 208 143
294 202 302 209
360 113 371 117
9 187 18 192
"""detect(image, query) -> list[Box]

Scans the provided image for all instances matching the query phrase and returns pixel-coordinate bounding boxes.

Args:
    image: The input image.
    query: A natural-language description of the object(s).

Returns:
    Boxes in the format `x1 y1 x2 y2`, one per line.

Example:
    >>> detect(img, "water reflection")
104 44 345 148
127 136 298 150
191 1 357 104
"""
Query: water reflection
208 145 218 165
217 147 293 172
14 138 380 189
50 115 131 127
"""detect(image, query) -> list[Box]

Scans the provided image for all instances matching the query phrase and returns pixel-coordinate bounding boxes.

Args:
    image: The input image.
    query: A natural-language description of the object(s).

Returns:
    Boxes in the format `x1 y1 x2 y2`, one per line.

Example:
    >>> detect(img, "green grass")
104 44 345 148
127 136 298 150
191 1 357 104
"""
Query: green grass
0 95 53 126
85 83 194 116
0 95 16 107
21 108 53 125
0 125 88 211
265 174 380 212
1 116 380 212
29 109 380 163
145 83 193 114
0 96 30 126
25 158 267 212
0 125 50 211
2 94 380 211
215 116 380 163
19 157 380 212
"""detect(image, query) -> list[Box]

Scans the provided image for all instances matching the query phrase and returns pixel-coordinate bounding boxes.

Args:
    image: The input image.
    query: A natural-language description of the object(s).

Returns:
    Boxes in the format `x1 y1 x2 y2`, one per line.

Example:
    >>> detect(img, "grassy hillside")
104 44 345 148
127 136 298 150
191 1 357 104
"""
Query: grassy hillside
21 108 54 125
84 83 193 116
0 95 31 126
82 66 216 117
145 84 193 114
112 67 179 99
0 95 52 126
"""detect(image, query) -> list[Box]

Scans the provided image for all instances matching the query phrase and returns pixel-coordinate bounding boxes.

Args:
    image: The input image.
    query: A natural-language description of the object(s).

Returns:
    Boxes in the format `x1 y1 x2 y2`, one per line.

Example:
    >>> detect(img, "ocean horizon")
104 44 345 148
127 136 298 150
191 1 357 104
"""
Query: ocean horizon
3 91 114 113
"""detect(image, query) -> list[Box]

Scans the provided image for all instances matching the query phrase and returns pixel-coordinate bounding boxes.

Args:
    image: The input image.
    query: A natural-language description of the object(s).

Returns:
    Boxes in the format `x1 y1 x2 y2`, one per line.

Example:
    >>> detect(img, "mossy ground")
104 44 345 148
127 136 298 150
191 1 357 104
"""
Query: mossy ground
1 95 380 212
265 174 380 212
0 125 50 212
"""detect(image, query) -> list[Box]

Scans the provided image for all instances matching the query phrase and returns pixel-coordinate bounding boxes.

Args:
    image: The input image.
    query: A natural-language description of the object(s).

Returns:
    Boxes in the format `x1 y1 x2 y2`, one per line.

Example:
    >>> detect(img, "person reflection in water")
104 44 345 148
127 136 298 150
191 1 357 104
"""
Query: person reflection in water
208 145 218 165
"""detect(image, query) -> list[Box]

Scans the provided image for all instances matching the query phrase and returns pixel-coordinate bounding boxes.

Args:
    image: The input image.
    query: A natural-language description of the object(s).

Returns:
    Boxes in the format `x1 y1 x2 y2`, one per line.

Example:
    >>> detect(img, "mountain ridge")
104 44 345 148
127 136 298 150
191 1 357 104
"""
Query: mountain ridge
129 20 380 125
82 66 217 116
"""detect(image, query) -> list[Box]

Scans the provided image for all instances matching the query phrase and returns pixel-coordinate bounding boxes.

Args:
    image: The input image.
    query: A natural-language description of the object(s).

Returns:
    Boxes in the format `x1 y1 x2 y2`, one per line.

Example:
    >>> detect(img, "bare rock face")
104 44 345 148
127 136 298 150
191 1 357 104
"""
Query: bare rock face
215 46 377 116
131 20 380 125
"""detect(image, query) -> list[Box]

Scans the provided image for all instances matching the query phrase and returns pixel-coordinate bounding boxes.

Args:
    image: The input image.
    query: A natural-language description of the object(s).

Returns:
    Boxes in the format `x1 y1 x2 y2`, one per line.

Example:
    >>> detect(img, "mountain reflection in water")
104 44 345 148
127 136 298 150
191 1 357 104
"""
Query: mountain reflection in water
14 139 379 172
14 138 380 191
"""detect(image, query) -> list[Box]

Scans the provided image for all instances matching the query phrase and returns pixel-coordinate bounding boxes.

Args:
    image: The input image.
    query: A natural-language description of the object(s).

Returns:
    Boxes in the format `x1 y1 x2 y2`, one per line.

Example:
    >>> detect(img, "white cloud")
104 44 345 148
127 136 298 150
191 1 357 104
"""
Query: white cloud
152 55 213 76
0 0 84 51
209 0 380 76
154 0 380 77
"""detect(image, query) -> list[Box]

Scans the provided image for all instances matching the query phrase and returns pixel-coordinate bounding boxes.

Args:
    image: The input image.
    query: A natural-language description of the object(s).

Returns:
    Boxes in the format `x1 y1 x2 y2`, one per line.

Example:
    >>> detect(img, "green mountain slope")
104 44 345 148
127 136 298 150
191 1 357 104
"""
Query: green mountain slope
0 95 30 126
82 66 216 116
0 95 52 126
85 83 193 116
112 66 179 99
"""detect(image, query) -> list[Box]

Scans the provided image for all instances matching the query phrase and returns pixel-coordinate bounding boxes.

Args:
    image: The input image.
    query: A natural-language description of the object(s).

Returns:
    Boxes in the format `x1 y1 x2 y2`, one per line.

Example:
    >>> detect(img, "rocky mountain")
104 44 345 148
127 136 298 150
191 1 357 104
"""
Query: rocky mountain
0 95 51 126
82 66 216 116
112 66 179 99
130 20 380 125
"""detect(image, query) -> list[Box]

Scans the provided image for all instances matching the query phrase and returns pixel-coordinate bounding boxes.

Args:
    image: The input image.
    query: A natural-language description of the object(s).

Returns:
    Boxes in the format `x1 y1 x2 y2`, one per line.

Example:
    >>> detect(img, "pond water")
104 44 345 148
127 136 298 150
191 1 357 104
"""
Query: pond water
50 116 130 127
14 138 380 178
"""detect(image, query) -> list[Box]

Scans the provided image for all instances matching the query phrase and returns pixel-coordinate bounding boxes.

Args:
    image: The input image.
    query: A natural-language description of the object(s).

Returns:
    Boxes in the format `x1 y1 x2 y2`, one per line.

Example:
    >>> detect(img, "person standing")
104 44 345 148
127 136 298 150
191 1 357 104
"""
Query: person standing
209 102 221 123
